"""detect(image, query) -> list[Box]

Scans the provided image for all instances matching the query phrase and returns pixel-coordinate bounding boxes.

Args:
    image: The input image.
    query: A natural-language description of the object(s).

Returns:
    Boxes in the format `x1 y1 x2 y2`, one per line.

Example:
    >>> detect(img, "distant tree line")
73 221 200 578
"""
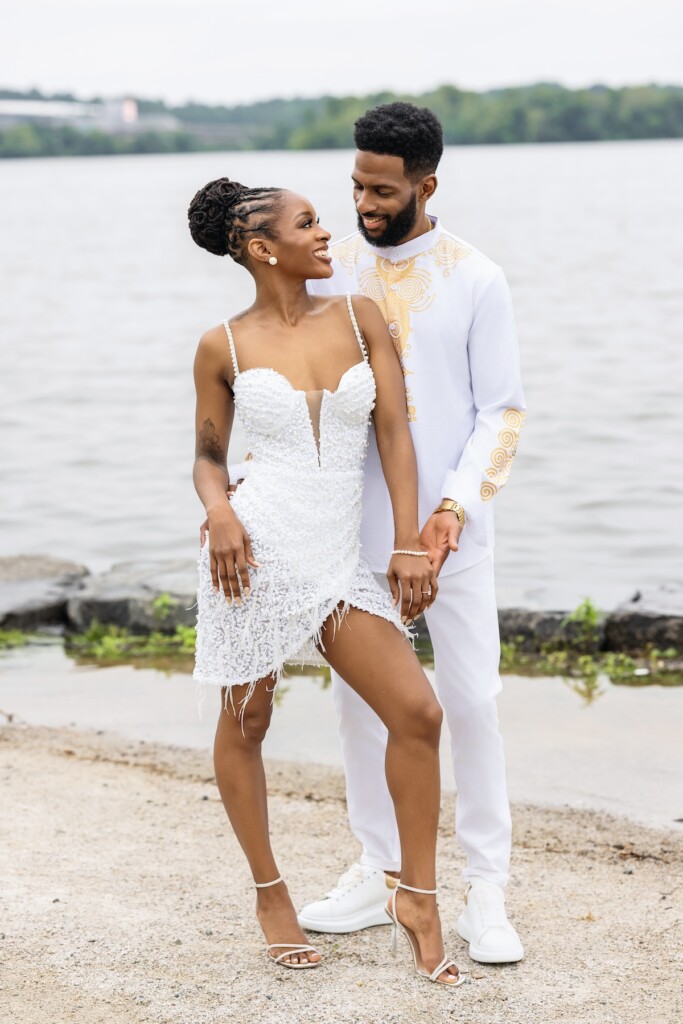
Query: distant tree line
0 122 203 159
1 82 682 159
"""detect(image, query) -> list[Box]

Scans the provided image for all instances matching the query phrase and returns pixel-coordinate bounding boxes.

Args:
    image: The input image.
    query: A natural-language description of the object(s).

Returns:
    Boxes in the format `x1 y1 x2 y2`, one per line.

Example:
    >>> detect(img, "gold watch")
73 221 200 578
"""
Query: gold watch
434 499 465 529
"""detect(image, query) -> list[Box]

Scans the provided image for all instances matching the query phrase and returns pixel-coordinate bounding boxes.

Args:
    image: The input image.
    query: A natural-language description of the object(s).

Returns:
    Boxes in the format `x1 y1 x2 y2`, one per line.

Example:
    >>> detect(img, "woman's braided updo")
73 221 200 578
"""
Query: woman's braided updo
187 178 284 266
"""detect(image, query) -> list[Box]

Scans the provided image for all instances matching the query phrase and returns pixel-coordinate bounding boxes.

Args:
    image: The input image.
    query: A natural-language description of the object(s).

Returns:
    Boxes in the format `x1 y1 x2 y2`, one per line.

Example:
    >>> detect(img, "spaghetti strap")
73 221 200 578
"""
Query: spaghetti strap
346 295 369 362
222 320 240 380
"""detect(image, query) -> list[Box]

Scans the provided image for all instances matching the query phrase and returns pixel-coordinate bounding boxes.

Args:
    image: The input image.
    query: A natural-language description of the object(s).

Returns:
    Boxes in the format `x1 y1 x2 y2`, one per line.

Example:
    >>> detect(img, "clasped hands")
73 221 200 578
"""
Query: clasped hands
199 482 463 613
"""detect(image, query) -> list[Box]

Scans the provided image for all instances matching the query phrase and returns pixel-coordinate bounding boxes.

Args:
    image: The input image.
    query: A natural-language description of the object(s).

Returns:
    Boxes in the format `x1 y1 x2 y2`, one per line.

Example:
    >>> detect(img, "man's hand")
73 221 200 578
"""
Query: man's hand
419 510 463 576
199 481 242 547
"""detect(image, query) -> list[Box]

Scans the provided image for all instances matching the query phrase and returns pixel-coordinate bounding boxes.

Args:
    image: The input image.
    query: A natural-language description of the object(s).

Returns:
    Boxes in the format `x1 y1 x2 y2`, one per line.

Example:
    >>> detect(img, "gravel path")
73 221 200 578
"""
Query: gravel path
2 724 681 1023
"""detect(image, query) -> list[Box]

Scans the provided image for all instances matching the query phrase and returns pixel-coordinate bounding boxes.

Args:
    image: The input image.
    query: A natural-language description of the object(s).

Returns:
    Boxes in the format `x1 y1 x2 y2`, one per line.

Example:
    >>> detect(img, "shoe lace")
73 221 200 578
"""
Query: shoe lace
471 884 508 930
326 863 372 900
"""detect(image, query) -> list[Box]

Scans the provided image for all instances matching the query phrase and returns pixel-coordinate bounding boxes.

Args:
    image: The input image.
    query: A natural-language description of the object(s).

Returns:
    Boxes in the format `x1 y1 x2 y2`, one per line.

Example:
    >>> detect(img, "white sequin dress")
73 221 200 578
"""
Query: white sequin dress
193 295 410 707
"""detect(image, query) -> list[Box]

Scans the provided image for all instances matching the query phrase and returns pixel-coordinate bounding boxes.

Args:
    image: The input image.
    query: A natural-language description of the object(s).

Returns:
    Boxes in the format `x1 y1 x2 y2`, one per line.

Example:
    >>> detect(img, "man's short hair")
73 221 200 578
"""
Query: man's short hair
354 101 444 180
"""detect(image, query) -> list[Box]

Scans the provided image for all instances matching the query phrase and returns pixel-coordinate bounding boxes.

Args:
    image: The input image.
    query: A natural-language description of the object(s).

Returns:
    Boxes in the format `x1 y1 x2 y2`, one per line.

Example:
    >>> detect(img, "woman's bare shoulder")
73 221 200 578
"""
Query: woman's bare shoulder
195 323 229 368
349 293 383 322
196 306 252 357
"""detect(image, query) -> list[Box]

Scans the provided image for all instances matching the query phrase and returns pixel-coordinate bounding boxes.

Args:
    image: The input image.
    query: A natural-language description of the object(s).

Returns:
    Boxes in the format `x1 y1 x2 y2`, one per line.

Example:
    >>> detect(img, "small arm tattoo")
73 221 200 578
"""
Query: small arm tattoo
196 418 224 463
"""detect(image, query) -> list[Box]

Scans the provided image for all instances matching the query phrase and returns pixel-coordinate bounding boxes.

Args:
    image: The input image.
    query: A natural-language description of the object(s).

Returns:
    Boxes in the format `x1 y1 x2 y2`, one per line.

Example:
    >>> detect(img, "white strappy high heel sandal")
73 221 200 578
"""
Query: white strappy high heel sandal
255 876 322 970
385 882 464 987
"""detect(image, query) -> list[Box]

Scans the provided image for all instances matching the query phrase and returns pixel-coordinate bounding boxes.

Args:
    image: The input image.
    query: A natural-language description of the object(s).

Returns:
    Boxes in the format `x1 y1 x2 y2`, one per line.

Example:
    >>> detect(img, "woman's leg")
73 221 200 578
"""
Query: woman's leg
213 678 321 965
320 608 458 982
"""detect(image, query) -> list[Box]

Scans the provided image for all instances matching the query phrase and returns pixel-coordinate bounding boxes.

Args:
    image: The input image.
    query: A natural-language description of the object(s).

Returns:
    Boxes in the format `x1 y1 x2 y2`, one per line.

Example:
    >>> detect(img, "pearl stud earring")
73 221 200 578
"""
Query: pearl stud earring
268 256 278 266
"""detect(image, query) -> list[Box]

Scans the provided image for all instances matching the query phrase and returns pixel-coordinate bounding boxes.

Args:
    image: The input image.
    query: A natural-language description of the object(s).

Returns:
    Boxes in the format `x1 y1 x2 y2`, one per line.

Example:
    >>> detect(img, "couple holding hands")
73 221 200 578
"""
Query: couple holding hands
189 101 526 987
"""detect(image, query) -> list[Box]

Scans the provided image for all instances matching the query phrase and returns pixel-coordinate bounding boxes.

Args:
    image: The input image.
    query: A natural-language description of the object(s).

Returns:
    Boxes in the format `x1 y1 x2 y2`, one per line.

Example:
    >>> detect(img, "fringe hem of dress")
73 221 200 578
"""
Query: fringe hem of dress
193 599 413 723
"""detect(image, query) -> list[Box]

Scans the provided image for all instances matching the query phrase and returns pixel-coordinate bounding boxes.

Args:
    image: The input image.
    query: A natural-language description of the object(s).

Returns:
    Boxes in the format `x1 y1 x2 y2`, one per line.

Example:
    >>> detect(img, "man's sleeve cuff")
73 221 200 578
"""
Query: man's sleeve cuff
228 461 251 484
441 469 488 546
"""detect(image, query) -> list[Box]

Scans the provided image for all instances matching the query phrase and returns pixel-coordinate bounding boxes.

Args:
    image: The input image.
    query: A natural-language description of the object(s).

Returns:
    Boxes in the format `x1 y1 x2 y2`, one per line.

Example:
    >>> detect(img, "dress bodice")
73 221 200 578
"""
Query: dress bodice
224 296 376 475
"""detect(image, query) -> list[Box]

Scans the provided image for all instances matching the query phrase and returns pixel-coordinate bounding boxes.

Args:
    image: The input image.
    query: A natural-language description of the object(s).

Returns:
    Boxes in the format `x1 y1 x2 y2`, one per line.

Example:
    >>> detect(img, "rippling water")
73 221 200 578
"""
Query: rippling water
1 141 681 609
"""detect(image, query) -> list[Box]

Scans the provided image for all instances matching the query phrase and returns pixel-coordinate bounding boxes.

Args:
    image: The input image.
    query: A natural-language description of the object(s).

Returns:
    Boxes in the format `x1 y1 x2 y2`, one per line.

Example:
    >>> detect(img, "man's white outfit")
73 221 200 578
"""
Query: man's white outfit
238 218 526 961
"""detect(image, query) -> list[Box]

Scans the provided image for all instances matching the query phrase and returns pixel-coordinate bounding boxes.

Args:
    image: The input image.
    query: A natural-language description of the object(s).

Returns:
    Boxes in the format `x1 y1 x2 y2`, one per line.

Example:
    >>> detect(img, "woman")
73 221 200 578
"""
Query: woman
188 177 462 986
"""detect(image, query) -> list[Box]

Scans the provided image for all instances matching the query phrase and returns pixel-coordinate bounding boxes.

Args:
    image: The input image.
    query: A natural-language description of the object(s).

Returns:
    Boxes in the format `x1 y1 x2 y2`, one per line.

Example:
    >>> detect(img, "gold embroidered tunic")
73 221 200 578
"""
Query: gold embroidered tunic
310 218 526 575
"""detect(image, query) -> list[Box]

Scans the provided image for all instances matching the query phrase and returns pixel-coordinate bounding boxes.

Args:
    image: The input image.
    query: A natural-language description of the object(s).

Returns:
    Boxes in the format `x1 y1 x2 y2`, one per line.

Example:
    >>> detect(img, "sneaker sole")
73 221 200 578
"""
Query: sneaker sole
457 914 524 964
297 905 391 934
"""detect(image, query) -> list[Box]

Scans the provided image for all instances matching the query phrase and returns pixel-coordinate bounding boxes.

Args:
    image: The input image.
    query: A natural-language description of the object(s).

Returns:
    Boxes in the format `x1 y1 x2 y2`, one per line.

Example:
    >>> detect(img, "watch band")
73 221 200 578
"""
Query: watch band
434 499 465 529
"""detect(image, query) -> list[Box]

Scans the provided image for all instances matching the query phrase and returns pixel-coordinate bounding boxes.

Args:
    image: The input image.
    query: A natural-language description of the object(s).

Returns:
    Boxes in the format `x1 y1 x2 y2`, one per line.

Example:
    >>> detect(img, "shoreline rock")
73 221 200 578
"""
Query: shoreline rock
604 583 683 652
0 555 89 629
1 556 681 654
66 560 197 633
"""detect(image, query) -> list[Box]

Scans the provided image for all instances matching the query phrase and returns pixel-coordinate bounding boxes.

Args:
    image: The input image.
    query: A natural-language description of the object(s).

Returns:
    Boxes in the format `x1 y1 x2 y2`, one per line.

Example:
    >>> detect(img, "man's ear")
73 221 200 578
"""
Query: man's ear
420 174 438 201
247 237 273 264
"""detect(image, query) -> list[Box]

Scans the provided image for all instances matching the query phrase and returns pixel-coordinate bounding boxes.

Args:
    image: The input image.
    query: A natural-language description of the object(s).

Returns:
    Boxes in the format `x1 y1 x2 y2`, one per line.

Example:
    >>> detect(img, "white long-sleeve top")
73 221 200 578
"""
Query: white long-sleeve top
232 217 526 577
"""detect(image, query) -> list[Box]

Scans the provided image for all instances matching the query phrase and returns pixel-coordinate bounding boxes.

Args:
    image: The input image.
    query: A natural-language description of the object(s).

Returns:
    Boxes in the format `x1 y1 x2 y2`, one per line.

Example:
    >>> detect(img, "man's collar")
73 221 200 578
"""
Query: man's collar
364 216 441 261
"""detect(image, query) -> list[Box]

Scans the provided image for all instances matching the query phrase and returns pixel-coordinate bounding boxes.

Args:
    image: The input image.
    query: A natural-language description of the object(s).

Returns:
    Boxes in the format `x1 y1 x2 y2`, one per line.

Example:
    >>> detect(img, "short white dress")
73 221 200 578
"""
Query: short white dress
193 295 410 710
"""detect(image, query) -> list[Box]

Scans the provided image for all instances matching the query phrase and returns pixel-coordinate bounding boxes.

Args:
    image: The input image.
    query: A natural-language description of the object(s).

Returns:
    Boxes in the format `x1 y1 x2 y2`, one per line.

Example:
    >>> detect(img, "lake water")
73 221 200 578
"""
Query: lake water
1 141 682 610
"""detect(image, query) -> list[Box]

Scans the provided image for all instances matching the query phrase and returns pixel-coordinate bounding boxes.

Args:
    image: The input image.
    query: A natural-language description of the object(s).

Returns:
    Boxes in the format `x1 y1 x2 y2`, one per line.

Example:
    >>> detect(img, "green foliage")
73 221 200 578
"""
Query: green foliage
151 592 178 621
66 621 196 664
0 122 203 159
500 636 525 672
560 597 602 653
0 628 29 649
600 652 638 682
3 83 683 159
497 598 681 699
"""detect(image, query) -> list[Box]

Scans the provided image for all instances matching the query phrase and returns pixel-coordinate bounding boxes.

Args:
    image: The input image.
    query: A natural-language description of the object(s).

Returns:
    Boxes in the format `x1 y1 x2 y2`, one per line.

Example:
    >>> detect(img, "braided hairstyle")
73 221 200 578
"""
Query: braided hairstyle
354 102 443 180
188 178 284 266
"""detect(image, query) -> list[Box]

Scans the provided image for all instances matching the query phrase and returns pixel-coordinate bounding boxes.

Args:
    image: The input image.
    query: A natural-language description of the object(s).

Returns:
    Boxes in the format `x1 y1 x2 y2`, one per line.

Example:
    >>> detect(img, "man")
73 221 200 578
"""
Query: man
297 102 526 964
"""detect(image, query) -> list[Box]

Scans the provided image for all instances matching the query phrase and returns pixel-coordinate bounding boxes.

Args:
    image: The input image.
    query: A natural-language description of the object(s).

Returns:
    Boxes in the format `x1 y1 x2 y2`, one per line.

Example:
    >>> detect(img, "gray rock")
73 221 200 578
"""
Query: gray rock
497 607 605 652
0 555 90 629
66 560 197 633
414 607 603 653
605 584 683 653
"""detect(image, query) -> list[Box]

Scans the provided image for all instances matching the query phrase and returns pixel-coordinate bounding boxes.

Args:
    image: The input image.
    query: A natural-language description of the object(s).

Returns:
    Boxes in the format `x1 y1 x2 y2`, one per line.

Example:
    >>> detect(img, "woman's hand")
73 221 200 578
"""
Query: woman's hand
387 550 439 623
206 505 259 604
199 481 241 548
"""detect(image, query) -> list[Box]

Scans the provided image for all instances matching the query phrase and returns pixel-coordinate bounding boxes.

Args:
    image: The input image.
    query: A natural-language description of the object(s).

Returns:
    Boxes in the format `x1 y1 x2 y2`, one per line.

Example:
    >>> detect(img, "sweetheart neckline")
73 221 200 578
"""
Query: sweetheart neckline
234 360 371 398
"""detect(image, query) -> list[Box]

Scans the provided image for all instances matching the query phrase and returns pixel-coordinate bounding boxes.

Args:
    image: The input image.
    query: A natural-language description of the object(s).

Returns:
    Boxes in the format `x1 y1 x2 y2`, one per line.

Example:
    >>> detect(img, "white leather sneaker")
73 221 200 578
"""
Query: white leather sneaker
297 863 396 933
457 878 524 963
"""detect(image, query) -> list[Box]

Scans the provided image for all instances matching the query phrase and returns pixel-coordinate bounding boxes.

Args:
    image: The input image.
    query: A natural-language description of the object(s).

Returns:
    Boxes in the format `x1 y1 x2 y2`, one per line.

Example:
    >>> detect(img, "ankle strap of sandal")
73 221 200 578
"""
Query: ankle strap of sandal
397 882 437 894
255 876 283 888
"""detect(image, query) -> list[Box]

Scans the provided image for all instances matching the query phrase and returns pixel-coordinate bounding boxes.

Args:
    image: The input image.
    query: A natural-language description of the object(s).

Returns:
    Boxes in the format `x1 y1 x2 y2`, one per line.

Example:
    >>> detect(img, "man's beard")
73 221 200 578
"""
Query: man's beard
357 191 419 247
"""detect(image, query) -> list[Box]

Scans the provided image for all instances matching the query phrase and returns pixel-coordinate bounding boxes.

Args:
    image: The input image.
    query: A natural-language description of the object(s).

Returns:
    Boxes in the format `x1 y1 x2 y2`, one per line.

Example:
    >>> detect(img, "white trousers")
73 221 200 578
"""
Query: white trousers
331 555 512 887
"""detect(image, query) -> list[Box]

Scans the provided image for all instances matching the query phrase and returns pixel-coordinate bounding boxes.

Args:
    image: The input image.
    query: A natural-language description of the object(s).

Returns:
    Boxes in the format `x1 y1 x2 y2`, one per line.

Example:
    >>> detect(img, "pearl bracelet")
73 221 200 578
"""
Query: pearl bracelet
392 549 429 557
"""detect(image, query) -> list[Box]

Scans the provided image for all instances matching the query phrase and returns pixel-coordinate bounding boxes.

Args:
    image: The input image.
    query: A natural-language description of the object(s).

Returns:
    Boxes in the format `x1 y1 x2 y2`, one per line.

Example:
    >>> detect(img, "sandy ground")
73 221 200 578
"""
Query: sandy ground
1 724 681 1024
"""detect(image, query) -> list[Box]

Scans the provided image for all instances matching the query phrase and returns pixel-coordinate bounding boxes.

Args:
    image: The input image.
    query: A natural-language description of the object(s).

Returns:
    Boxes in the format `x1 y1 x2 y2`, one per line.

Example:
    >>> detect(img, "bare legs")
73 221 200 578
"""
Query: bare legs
213 682 320 965
212 607 457 980
320 609 458 983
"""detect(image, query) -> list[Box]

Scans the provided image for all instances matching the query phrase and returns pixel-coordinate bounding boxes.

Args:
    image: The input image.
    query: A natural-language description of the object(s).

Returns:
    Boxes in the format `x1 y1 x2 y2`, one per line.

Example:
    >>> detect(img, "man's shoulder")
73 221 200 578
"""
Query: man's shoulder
434 225 502 286
328 230 369 265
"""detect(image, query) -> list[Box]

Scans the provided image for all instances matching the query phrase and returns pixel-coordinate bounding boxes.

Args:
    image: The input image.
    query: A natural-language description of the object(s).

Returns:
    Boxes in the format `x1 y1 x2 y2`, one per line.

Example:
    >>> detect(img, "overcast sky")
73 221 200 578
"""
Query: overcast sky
3 0 681 106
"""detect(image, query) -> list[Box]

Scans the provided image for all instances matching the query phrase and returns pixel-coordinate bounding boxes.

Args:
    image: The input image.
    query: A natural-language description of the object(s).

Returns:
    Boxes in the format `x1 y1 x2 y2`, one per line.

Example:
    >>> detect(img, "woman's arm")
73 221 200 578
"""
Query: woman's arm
193 327 257 602
353 296 438 622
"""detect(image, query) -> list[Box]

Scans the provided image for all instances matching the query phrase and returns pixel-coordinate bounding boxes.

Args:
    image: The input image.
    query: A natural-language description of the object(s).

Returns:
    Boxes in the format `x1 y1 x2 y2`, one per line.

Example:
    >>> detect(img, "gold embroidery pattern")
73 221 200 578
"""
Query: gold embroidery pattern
329 236 366 274
357 256 434 424
404 385 417 423
429 235 472 277
346 233 467 423
480 408 526 501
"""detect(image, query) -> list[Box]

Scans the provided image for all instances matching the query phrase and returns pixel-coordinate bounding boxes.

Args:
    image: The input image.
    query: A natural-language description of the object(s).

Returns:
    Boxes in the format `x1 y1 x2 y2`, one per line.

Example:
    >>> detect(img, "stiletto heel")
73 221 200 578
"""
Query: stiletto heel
390 920 398 954
255 876 322 970
385 882 464 987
